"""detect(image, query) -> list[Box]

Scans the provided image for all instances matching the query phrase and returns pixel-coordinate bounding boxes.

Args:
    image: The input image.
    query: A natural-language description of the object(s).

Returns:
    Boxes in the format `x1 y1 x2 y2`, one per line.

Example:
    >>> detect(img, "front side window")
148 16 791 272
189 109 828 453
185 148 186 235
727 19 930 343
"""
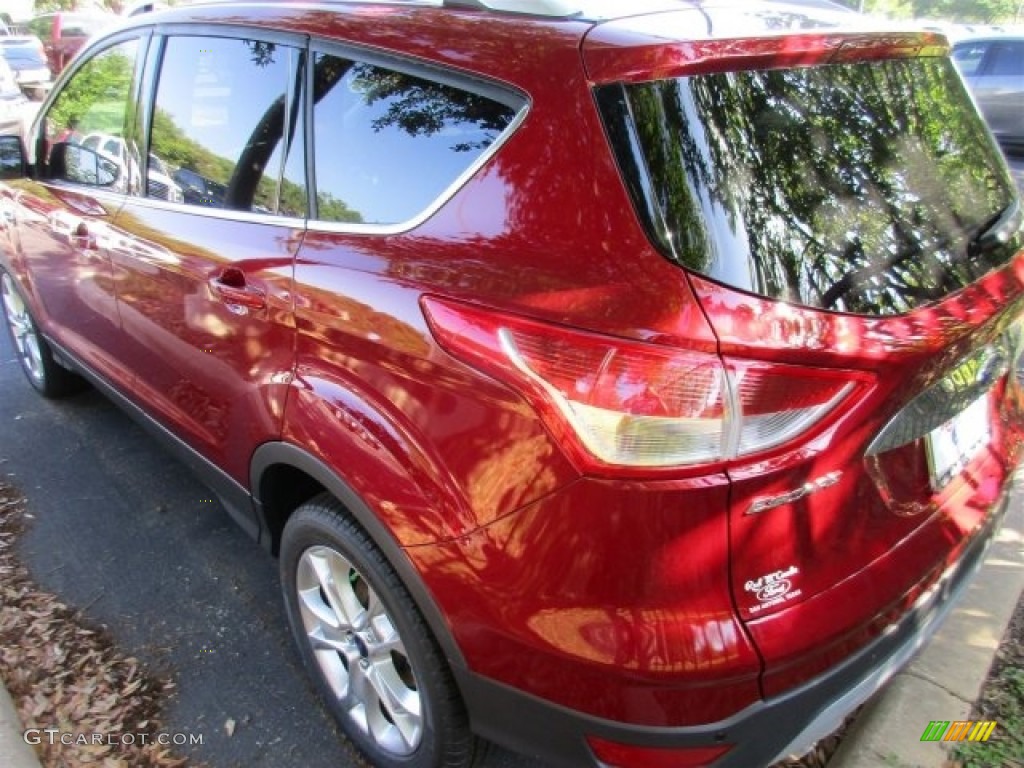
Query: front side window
41 39 138 191
311 52 520 225
147 36 304 214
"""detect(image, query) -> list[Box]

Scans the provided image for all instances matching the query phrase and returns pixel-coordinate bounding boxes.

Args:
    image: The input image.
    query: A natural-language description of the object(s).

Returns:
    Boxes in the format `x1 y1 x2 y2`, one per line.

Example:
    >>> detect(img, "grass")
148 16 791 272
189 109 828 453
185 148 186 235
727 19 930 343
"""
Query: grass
951 593 1024 768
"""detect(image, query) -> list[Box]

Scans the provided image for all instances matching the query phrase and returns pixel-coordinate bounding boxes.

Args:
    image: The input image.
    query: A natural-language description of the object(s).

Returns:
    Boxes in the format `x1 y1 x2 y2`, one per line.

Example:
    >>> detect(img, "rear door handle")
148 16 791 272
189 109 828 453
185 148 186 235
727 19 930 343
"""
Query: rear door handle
209 267 267 311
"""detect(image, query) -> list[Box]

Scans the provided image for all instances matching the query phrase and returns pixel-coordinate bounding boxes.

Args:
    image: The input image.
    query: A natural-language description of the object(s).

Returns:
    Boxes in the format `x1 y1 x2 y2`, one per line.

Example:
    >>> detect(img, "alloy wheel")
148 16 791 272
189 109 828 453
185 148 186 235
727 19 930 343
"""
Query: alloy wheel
1 272 44 386
296 545 423 756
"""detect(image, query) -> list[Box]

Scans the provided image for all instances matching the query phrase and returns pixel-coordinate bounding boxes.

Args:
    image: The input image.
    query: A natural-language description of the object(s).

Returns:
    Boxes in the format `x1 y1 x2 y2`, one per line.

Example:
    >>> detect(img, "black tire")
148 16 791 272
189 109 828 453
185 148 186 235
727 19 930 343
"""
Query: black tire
280 494 480 768
0 270 85 398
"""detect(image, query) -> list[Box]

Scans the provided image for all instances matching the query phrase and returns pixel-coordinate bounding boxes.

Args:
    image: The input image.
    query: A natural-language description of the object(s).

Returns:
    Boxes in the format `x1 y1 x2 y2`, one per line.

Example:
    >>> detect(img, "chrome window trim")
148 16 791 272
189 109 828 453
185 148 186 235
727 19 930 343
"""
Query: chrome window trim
116 191 307 228
100 99 527 234
43 180 306 228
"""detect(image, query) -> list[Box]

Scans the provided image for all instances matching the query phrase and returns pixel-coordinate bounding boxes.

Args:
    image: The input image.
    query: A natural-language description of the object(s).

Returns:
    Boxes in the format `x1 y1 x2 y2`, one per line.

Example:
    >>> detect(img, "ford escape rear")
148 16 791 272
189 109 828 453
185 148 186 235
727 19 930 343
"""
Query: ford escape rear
0 2 1022 767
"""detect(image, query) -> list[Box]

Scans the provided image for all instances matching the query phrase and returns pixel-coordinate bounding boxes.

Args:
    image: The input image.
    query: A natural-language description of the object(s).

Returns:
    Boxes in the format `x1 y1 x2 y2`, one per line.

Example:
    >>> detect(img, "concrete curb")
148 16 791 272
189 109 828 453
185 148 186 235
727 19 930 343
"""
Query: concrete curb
830 489 1024 768
0 684 42 768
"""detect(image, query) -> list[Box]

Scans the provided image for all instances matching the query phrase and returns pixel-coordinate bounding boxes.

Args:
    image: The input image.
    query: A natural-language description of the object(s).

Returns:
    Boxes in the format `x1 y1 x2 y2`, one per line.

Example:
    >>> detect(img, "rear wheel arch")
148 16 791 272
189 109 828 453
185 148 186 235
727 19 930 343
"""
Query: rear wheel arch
250 441 468 671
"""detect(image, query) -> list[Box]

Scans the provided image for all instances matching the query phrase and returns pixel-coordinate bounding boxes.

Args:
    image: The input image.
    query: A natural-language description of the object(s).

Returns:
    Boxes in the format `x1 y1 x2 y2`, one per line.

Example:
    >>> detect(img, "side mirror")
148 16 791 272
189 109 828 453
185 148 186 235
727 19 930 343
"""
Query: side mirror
55 143 122 189
0 135 26 180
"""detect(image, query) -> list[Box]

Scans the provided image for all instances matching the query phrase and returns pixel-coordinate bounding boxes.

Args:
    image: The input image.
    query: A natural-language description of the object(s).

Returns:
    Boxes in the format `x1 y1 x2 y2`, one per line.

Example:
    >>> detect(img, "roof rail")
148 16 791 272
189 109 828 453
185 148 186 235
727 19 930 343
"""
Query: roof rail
443 0 582 16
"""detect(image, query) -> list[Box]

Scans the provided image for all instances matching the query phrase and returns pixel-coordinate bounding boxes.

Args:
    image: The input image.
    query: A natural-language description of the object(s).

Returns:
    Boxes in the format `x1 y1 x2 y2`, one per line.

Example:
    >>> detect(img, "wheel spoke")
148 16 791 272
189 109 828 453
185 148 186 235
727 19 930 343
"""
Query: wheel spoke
368 659 421 719
307 622 355 655
344 659 377 718
367 612 404 657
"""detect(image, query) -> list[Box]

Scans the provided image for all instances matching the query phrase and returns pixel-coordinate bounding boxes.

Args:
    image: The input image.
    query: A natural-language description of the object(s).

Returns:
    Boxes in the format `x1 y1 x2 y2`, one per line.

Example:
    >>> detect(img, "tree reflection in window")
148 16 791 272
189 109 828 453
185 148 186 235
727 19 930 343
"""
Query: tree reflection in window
147 37 305 216
311 53 518 225
43 41 137 187
610 57 1020 316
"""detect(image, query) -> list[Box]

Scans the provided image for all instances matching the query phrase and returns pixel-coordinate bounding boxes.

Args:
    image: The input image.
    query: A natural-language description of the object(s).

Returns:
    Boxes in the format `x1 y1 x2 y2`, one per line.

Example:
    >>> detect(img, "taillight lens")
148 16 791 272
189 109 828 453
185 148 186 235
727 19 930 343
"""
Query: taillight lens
422 297 864 472
587 737 732 768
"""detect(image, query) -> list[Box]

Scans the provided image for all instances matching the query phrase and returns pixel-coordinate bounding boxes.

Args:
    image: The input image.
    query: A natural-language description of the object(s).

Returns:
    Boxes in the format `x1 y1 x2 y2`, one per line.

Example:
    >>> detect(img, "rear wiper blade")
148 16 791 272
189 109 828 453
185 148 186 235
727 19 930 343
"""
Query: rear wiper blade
969 199 1022 255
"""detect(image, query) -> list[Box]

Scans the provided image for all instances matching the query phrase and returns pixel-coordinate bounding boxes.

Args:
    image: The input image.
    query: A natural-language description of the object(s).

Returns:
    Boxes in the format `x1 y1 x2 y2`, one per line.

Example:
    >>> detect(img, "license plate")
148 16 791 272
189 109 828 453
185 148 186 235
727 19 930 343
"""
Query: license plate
925 394 991 491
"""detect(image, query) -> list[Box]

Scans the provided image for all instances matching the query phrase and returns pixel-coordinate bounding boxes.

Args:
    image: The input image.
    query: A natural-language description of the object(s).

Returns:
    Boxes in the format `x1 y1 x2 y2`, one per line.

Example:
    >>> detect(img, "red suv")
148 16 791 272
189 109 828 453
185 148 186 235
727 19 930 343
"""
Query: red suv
1 2 1022 767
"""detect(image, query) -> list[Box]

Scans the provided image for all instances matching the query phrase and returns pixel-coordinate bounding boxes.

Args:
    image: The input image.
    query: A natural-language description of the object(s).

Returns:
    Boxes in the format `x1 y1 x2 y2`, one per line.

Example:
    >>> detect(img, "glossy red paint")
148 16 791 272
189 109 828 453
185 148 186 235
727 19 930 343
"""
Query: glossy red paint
3 180 133 392
406 473 763 727
1 2 1022 766
699 255 1024 689
109 204 299 484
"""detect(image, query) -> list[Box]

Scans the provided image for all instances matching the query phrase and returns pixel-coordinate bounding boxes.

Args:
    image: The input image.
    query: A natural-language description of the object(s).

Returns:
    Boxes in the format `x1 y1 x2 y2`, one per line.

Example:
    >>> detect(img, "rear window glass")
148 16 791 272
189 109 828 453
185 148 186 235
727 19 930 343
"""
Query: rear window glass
598 57 1021 316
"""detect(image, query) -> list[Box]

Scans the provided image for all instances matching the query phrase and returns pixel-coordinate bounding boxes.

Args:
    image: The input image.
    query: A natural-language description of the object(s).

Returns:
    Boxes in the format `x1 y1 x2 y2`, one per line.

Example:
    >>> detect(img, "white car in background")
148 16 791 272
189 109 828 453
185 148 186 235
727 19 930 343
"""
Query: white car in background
952 34 1024 154
80 131 183 201
0 56 27 134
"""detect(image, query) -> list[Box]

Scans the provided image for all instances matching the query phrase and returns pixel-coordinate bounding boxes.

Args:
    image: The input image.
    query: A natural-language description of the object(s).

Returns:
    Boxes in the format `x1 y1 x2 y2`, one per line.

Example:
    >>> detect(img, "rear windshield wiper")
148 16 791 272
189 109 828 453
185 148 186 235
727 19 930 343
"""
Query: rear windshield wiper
969 199 1022 256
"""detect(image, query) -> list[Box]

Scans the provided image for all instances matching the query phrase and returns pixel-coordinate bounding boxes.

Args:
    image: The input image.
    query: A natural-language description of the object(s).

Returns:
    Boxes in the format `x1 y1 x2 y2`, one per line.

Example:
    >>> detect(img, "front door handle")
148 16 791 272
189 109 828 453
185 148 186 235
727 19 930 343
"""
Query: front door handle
209 267 267 311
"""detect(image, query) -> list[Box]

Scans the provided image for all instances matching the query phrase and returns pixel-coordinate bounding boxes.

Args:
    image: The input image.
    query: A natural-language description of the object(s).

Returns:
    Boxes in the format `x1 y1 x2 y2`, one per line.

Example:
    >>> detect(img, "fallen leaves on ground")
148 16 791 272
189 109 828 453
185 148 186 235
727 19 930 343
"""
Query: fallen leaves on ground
0 481 197 767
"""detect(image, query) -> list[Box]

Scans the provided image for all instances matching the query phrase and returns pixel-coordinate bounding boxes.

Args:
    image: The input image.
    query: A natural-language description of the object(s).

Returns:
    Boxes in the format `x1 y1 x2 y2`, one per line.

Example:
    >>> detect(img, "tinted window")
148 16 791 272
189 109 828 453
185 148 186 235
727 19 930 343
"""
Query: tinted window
311 53 518 225
986 41 1024 76
598 57 1020 316
42 40 137 190
952 41 989 76
148 36 304 215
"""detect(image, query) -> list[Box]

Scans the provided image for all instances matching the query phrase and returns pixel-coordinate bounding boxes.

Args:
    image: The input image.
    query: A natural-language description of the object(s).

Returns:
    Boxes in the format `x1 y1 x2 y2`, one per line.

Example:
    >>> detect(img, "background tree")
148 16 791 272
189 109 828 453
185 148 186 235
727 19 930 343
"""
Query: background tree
844 0 1020 21
33 0 121 12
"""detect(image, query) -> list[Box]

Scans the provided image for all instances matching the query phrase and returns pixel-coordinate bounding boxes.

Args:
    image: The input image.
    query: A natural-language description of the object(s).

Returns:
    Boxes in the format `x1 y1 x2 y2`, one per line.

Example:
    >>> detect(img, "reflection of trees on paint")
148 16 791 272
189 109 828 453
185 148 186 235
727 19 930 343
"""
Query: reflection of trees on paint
622 57 1019 315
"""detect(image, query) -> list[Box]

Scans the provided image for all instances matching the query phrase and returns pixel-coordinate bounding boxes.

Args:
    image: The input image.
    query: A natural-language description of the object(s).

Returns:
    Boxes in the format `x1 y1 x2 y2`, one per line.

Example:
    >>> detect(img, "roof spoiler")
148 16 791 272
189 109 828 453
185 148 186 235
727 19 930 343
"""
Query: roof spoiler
443 0 582 16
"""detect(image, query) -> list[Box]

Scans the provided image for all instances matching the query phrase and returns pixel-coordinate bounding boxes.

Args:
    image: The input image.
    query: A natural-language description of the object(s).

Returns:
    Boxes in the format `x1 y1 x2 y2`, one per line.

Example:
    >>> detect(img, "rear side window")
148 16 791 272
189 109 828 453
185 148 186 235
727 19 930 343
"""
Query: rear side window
310 52 520 225
148 36 305 215
597 56 1021 316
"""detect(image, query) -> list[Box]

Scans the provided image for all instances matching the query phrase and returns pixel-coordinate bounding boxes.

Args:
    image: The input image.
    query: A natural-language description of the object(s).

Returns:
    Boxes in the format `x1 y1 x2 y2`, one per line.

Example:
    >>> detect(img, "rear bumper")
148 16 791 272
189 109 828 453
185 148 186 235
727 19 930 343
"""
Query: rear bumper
456 488 1010 768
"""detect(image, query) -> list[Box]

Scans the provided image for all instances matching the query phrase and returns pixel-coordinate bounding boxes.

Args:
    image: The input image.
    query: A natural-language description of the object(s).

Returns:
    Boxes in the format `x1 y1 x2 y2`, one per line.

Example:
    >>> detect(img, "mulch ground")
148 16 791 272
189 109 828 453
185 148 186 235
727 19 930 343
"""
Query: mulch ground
0 480 191 768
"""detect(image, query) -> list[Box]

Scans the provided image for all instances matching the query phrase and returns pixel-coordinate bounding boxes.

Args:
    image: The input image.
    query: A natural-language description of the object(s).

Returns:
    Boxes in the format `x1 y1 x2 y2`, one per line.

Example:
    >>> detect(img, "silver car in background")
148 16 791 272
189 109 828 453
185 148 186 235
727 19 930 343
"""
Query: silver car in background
952 35 1024 153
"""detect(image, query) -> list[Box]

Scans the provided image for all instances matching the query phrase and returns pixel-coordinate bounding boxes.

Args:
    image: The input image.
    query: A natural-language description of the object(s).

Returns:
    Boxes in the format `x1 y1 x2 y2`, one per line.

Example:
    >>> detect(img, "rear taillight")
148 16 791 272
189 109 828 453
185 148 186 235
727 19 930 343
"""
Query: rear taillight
587 737 732 768
422 297 866 473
